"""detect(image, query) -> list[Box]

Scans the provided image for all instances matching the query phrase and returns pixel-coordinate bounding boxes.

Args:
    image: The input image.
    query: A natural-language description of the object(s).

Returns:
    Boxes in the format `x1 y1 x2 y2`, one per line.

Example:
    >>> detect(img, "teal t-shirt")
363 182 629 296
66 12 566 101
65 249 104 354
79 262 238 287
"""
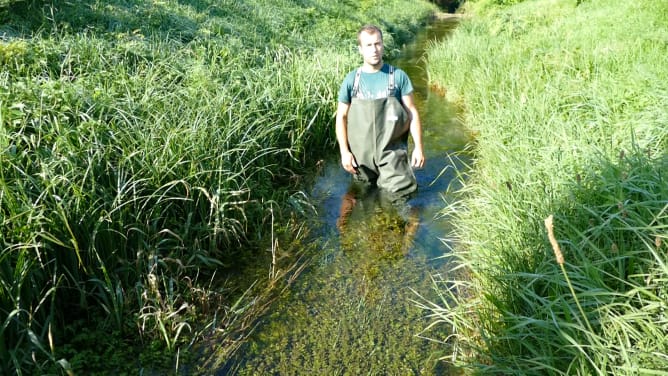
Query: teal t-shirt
337 63 413 104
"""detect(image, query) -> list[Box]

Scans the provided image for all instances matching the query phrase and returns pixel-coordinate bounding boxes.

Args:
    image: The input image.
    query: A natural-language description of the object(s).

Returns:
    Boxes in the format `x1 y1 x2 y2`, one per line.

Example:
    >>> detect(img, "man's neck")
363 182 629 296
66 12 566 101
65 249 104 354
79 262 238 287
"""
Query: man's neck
362 62 384 73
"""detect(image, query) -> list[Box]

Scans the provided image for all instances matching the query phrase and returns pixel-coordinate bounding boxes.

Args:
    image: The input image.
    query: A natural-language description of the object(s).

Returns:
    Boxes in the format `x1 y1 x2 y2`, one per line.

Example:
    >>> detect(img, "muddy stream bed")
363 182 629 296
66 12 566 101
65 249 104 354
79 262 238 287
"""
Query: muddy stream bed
221 16 471 375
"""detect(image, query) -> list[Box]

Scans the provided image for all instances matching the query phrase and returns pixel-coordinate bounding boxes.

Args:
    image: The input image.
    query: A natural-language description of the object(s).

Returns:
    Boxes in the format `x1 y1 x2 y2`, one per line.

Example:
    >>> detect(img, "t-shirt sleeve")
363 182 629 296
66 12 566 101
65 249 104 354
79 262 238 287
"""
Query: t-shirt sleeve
395 68 414 97
337 71 355 104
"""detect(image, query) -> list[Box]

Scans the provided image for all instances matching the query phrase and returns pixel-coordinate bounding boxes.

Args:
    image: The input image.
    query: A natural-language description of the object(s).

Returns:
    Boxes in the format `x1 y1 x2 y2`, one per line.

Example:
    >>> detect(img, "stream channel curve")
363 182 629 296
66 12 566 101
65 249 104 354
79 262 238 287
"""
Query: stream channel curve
222 15 470 375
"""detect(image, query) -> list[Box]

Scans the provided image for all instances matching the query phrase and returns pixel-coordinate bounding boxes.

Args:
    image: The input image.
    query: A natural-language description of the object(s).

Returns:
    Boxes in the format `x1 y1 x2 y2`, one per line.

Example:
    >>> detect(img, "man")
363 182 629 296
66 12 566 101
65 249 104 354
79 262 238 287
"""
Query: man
336 25 424 200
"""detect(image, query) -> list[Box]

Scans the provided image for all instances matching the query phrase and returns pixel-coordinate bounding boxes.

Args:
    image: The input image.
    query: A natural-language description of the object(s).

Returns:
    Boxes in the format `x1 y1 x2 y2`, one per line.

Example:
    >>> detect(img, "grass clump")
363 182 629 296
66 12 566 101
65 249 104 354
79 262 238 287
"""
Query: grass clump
0 0 438 374
420 0 668 373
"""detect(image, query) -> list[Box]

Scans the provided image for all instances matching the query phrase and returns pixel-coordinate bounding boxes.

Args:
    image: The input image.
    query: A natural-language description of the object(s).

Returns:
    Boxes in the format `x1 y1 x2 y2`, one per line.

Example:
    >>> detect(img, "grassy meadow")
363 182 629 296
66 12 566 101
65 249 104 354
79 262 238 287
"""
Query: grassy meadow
0 0 437 374
422 0 668 374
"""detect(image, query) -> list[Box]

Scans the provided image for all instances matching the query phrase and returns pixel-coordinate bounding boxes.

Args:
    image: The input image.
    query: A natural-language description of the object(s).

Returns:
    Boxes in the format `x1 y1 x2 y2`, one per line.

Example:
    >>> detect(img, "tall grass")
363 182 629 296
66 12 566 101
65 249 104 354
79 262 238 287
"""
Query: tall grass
1 0 438 374
421 0 668 373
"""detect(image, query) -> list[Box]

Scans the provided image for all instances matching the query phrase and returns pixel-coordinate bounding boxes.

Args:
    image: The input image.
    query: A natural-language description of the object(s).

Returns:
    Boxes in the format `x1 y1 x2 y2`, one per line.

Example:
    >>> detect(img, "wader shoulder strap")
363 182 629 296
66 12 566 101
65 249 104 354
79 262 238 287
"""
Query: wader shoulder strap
352 68 362 98
388 65 395 97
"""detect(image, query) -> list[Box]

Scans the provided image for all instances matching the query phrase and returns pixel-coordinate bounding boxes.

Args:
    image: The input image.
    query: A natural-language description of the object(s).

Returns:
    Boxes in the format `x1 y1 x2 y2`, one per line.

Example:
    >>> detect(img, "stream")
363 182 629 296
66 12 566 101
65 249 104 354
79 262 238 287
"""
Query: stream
221 15 471 375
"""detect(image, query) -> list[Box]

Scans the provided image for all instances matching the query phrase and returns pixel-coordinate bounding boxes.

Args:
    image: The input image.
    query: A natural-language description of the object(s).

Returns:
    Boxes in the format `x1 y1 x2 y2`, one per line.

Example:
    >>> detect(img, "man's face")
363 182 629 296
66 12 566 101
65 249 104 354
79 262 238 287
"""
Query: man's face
358 31 383 67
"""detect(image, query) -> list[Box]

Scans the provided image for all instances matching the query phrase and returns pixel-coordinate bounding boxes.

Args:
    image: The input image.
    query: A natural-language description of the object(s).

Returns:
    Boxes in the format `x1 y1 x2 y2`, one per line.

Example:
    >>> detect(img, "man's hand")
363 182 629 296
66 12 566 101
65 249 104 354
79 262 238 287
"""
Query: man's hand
411 147 425 169
341 151 359 174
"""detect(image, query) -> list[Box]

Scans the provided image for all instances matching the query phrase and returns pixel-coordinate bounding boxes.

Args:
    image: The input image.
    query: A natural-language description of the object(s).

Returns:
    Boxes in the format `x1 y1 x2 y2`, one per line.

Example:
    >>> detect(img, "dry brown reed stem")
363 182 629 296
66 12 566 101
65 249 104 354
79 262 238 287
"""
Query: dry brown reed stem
544 215 564 265
545 215 599 345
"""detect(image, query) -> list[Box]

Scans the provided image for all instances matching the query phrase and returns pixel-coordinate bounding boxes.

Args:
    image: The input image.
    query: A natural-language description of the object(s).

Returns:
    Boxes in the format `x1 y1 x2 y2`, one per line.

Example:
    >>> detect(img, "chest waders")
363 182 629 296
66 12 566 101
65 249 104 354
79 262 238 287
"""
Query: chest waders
347 65 417 198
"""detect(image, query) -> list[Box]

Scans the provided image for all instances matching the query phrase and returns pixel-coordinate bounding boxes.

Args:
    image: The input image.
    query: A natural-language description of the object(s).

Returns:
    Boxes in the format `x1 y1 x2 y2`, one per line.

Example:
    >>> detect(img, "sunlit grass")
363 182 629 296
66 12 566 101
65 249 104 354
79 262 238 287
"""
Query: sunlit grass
422 0 668 373
0 0 438 373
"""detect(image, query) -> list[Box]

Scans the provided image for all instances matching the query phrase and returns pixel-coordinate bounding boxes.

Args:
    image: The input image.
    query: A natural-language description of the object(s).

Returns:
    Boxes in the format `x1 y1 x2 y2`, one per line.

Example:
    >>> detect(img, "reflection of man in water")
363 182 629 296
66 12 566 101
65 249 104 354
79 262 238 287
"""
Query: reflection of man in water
336 184 420 254
335 25 424 251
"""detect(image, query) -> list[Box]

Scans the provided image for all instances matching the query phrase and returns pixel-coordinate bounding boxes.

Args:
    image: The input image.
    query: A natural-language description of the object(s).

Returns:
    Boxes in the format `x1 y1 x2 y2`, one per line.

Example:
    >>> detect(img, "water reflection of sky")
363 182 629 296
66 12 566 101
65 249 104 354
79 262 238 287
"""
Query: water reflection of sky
310 151 467 263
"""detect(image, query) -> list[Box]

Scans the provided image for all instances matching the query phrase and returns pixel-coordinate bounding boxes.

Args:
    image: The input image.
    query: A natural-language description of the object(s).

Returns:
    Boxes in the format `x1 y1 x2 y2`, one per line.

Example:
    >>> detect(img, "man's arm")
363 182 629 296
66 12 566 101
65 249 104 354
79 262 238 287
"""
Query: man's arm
335 102 358 174
402 93 425 168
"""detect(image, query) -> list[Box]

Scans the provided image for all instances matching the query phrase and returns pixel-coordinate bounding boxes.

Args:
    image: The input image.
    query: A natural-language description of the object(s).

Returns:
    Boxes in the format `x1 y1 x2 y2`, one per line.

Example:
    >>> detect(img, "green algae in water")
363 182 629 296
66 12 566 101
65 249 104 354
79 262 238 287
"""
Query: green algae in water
224 204 452 375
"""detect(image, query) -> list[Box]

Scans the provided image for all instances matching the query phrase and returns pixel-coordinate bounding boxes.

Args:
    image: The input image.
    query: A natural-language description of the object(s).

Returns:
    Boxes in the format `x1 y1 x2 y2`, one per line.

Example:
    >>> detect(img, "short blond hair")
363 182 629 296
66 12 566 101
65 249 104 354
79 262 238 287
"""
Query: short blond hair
357 25 383 45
